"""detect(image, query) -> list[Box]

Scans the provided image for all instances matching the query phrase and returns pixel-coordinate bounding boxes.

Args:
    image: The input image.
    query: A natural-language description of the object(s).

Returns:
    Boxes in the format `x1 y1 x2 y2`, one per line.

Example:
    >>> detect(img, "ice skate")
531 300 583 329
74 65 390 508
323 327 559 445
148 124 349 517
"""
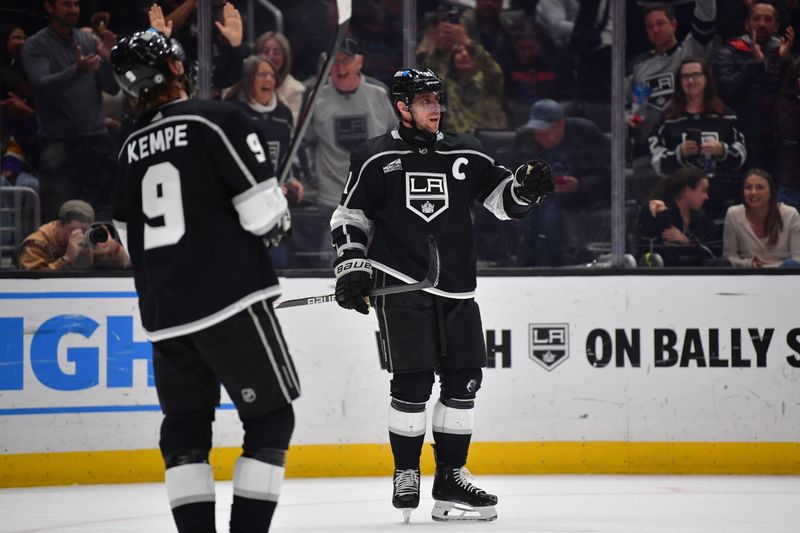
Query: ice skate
392 468 420 524
431 465 498 522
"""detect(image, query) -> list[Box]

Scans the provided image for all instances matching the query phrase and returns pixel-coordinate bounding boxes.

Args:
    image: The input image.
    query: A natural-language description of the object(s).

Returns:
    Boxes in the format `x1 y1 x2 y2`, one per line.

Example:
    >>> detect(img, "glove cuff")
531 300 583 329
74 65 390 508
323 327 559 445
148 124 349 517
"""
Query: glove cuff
334 257 373 279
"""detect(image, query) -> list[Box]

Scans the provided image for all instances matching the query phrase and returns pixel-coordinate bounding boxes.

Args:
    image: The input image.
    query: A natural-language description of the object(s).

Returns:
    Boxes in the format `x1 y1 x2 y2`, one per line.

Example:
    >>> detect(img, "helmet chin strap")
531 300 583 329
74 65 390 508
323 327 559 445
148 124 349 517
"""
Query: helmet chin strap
405 105 438 137
400 106 438 146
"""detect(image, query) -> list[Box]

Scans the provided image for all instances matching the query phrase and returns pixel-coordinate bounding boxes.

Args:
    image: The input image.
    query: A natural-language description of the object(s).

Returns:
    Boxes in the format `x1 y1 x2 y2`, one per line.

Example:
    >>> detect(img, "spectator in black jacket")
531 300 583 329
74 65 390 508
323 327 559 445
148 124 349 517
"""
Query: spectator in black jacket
776 56 800 212
638 166 719 266
712 0 795 173
514 99 610 265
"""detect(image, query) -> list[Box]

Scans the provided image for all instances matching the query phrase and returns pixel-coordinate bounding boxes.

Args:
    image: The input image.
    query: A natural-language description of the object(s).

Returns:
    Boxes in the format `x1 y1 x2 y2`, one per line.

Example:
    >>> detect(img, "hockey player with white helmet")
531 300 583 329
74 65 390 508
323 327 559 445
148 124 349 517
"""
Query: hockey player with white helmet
330 67 554 523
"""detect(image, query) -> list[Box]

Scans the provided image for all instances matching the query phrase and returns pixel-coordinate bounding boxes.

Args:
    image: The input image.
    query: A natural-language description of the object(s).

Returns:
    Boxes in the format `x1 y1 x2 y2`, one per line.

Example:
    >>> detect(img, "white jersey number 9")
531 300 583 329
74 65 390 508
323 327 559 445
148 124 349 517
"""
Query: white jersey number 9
142 162 186 250
247 132 267 163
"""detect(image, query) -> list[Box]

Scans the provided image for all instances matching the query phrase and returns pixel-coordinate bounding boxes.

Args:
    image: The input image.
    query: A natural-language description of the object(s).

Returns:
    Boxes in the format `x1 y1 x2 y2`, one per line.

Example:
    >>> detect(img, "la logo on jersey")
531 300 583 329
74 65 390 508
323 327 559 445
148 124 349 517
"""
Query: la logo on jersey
406 172 449 222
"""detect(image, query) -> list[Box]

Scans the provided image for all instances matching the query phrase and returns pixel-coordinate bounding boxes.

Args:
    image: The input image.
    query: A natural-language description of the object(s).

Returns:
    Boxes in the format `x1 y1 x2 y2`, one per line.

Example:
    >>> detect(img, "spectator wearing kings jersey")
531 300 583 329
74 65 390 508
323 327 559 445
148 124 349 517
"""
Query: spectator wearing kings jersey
225 54 304 268
225 54 303 204
626 1 716 169
650 58 746 219
304 36 396 266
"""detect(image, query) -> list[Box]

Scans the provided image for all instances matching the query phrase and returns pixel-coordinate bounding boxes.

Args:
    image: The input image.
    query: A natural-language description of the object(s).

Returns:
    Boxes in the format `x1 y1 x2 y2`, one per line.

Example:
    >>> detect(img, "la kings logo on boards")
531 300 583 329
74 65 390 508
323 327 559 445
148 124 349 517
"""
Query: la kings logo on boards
406 172 448 222
529 324 569 371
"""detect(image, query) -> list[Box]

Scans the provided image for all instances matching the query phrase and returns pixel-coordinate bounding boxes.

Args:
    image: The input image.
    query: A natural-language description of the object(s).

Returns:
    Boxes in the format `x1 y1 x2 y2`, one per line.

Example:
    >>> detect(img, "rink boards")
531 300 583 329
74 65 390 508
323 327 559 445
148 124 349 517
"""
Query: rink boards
1 274 799 487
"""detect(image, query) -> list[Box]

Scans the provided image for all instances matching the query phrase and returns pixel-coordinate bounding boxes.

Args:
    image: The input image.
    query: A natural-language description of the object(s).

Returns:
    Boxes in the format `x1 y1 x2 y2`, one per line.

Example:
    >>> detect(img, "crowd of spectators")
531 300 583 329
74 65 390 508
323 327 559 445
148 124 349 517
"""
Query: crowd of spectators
1 0 799 270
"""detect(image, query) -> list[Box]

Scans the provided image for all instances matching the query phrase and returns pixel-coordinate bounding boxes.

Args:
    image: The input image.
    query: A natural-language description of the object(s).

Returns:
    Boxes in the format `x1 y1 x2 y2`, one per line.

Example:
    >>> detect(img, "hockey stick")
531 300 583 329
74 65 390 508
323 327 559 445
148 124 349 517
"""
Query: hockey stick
275 0 352 185
275 236 441 309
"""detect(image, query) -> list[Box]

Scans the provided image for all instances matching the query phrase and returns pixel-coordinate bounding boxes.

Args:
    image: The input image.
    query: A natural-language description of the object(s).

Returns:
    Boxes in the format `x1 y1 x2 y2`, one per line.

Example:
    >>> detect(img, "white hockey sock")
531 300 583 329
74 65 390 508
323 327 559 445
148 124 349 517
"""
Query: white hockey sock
233 456 285 502
164 462 215 509
432 399 474 435
388 400 427 438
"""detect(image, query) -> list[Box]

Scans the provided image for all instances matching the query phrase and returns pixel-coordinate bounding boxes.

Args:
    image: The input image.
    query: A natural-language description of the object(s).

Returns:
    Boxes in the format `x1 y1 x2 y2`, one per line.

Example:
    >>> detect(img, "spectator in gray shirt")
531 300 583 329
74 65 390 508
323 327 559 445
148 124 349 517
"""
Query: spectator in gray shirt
22 0 119 220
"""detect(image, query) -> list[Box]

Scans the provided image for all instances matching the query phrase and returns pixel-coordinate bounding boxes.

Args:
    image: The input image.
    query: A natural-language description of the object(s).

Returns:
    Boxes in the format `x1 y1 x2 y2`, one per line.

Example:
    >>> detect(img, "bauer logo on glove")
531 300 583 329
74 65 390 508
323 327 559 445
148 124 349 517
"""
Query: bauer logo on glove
512 159 555 205
333 253 373 315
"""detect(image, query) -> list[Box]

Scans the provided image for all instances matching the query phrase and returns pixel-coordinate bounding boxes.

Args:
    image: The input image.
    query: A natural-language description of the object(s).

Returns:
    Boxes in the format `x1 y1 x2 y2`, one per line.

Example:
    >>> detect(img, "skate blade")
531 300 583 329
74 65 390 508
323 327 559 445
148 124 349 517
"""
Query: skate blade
431 501 498 522
401 509 412 524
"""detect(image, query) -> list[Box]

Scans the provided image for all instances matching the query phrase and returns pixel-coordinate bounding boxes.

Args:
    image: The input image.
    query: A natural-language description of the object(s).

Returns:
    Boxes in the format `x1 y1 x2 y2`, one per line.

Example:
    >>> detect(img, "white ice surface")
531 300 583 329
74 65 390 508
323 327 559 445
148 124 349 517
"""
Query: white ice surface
1 474 799 532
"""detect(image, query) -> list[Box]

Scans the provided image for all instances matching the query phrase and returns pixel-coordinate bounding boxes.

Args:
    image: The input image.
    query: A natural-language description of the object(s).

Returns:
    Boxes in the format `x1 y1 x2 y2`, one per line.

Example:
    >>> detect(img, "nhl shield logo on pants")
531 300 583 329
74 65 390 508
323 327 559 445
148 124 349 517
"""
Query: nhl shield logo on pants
529 324 569 371
406 172 449 222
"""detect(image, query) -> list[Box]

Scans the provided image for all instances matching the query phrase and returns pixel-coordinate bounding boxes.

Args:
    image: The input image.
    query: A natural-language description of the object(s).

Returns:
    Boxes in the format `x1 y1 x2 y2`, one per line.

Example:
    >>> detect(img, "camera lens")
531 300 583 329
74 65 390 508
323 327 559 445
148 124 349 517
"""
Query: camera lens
87 225 109 245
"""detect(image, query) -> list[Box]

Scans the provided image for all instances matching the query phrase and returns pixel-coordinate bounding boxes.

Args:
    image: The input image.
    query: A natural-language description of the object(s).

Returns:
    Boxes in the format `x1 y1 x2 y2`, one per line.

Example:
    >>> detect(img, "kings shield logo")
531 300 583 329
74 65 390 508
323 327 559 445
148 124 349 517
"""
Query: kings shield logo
406 172 449 222
644 72 675 112
529 324 569 371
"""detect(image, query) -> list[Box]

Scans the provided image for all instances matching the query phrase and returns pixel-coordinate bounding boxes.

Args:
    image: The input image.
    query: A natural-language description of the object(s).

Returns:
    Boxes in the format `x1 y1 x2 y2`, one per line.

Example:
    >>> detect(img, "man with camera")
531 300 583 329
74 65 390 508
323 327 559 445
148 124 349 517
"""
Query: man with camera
16 199 128 270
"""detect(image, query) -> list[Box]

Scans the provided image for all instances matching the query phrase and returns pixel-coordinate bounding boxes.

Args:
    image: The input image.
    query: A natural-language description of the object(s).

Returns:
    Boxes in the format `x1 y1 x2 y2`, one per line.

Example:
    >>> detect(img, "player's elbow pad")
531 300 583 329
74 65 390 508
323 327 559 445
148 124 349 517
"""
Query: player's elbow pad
232 177 289 236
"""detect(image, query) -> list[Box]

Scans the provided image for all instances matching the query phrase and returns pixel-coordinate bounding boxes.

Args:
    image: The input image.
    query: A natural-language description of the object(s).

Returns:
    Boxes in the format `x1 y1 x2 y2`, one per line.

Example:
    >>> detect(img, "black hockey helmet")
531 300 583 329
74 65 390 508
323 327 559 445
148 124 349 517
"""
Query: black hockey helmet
111 29 186 98
390 67 446 118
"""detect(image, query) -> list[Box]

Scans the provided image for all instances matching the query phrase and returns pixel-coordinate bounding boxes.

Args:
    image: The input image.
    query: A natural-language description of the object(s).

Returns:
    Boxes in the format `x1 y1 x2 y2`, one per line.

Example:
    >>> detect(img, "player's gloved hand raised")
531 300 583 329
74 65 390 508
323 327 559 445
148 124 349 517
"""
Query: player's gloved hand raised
513 159 555 205
333 251 373 314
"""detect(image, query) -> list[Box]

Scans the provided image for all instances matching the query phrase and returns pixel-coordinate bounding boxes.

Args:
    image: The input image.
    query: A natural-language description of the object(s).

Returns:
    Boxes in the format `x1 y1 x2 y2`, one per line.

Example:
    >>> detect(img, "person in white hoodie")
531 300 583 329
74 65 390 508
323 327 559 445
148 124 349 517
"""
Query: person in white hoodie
723 168 800 267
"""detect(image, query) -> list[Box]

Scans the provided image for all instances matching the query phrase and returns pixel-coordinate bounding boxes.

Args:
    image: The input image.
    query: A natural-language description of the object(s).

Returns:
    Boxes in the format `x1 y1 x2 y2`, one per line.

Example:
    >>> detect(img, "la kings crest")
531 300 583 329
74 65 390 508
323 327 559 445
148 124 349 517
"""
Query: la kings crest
644 72 675 112
529 324 569 371
406 172 449 222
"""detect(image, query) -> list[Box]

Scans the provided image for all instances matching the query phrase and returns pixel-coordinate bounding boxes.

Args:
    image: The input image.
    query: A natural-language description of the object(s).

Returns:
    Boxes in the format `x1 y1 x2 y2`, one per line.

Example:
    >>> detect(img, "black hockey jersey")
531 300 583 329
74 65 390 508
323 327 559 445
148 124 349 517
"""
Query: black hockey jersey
232 98 293 173
650 110 747 177
113 99 288 341
330 128 529 297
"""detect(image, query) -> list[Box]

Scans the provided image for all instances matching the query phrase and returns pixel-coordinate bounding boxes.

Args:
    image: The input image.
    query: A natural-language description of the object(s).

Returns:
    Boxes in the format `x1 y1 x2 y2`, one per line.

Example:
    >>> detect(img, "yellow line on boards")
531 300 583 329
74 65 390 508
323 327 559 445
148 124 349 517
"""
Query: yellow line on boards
2 441 799 488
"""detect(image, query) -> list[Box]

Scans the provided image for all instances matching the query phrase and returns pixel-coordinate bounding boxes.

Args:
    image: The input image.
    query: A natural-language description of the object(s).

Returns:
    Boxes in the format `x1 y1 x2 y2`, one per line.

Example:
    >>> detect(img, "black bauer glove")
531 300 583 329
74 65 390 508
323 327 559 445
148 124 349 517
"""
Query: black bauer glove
512 159 555 205
333 252 373 314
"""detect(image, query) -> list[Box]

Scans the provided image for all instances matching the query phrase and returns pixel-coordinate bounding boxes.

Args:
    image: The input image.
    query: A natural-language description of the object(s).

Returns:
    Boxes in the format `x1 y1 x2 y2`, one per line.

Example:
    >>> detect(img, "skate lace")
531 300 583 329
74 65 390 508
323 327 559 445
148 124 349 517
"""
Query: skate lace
453 467 484 494
394 469 419 496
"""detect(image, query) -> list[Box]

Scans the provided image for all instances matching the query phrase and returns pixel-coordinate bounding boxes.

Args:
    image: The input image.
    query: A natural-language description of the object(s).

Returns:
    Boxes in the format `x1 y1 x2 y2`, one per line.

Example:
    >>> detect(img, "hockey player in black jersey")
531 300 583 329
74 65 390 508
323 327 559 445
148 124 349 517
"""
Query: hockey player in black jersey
330 67 554 523
111 30 299 533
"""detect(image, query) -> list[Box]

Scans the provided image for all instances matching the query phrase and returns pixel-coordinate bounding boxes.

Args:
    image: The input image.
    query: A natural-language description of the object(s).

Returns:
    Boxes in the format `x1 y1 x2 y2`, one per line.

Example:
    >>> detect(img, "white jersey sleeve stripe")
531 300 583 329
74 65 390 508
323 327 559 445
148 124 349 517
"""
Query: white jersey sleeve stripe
483 176 514 220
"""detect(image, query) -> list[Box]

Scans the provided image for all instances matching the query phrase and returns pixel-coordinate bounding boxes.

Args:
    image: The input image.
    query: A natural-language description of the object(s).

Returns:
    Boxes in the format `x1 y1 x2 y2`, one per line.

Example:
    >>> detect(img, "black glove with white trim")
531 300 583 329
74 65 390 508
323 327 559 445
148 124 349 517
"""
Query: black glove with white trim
333 251 373 315
263 209 292 248
513 159 554 205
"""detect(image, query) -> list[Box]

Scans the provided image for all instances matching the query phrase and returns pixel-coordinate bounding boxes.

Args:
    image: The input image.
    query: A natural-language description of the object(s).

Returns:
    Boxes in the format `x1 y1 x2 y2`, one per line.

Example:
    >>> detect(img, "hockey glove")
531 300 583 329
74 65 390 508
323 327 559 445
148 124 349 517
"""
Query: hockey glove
263 209 292 248
512 159 555 205
333 251 373 315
